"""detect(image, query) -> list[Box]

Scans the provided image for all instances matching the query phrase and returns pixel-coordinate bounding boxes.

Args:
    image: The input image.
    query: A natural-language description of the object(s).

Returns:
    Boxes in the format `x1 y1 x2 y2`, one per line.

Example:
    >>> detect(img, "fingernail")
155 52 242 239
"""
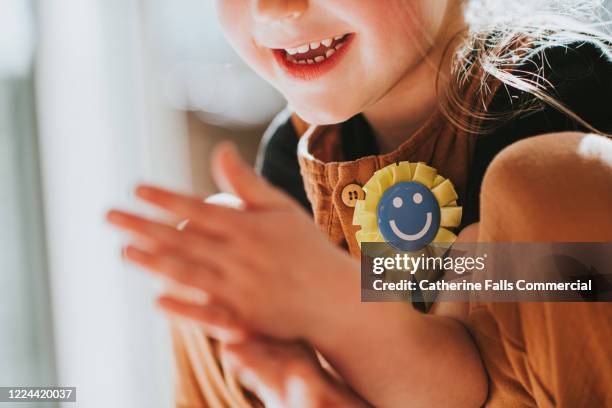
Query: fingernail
219 142 240 161
135 185 155 199
157 295 171 307
124 245 141 259
106 210 124 222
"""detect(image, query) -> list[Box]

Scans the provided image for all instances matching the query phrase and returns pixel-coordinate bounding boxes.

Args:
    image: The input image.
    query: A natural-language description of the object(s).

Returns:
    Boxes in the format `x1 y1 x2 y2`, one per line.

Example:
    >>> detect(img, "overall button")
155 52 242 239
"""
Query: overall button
341 183 365 207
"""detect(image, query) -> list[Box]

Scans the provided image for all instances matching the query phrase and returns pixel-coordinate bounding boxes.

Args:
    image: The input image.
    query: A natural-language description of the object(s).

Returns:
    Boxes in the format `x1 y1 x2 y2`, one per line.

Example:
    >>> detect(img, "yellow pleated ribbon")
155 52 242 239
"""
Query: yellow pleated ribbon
353 161 462 249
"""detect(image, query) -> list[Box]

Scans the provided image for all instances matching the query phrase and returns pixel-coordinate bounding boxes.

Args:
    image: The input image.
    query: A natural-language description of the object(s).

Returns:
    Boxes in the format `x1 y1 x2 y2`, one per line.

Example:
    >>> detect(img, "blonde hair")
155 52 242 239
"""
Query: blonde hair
440 0 612 135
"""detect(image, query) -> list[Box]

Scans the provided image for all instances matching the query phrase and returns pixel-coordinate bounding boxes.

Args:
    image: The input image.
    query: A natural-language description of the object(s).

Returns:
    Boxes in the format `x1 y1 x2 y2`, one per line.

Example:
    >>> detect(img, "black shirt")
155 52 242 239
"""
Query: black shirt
257 42 612 225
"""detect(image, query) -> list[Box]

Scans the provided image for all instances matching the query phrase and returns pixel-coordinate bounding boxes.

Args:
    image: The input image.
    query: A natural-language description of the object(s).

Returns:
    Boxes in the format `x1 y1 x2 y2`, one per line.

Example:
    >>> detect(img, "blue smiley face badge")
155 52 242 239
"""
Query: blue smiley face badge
377 181 440 251
353 162 463 252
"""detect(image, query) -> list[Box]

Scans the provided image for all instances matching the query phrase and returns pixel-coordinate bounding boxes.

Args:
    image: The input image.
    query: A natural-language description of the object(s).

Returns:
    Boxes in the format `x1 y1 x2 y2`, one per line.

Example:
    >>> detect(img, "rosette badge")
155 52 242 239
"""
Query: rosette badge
353 162 462 252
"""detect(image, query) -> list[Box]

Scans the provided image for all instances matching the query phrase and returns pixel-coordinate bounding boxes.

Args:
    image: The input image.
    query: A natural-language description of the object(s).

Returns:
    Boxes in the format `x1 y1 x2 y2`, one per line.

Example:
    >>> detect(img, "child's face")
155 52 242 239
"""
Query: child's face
216 0 450 124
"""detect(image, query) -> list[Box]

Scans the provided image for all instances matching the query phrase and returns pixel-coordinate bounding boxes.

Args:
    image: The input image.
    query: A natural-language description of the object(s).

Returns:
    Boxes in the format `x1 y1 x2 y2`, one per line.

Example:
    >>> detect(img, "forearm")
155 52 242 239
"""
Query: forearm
312 301 487 408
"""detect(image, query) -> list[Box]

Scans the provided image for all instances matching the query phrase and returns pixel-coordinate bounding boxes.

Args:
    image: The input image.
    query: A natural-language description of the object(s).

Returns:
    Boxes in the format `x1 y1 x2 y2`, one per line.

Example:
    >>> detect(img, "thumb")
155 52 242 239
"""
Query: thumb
211 142 293 209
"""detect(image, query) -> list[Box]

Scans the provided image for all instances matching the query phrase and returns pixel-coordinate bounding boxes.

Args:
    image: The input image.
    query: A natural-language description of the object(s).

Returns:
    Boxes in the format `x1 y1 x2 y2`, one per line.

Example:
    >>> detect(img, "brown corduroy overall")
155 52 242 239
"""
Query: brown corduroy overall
170 81 612 407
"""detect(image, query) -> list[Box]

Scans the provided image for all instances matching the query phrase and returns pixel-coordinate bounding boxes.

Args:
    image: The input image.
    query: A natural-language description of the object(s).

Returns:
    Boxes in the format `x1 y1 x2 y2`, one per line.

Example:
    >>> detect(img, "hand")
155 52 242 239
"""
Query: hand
107 142 359 342
220 338 368 408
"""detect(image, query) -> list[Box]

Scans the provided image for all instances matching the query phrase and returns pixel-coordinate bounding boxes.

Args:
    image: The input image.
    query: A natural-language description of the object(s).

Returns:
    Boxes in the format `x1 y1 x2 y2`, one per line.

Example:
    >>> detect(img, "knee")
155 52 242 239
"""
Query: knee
480 132 612 241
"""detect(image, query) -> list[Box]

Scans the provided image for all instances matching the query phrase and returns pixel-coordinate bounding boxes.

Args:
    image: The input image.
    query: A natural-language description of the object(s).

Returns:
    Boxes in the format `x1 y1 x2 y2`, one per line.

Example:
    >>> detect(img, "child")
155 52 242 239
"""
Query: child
108 0 612 406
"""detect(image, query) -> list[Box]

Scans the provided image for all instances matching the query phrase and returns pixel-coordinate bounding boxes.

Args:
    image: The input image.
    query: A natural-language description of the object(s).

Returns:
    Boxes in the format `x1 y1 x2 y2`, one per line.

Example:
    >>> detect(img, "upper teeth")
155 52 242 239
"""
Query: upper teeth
284 35 345 55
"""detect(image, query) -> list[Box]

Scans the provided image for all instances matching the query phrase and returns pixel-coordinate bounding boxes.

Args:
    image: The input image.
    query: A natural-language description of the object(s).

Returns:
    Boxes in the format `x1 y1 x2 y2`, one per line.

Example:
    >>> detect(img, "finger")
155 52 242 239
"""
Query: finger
158 295 249 342
220 342 279 404
222 340 275 368
220 341 271 393
124 245 225 296
212 142 294 210
220 340 321 407
133 185 247 238
223 340 318 369
107 210 232 269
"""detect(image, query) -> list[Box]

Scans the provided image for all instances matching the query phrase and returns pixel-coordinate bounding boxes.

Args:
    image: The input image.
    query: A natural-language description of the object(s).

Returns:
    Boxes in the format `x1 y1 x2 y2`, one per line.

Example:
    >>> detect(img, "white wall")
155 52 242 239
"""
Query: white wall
35 0 190 406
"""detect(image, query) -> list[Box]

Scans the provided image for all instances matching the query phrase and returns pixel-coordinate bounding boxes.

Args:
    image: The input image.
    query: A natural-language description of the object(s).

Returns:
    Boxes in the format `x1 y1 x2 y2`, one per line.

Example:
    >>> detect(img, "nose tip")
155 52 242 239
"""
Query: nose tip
253 0 307 22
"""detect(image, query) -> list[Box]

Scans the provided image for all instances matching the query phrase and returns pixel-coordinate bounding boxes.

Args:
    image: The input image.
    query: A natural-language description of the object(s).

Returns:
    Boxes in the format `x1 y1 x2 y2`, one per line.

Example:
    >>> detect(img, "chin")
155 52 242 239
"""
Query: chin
289 98 362 126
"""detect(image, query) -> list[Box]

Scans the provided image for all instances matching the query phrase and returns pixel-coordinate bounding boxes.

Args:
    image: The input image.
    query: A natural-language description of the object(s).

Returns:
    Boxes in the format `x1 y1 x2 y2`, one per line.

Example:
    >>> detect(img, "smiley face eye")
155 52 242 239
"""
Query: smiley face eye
392 197 403 208
413 193 423 204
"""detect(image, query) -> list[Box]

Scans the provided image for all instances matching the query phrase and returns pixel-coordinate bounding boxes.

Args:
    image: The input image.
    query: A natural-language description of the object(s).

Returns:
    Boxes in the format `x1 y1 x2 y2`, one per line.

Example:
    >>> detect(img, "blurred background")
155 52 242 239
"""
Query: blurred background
1 1 611 408
1 1 283 407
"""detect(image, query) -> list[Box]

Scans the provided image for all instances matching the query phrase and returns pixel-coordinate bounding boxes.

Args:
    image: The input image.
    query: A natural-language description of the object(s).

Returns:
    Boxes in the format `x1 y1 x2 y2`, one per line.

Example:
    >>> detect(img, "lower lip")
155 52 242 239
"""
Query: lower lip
272 34 355 81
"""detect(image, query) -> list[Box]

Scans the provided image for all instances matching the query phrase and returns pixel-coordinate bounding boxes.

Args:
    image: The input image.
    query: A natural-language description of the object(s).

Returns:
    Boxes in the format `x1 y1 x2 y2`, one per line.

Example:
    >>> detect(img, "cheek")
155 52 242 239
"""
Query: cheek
215 0 274 79
358 1 446 95
216 1 250 53
363 1 439 60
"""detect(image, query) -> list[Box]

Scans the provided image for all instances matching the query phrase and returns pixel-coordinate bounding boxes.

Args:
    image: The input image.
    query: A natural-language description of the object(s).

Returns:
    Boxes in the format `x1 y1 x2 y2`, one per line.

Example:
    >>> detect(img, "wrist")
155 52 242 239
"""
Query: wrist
305 253 417 357
302 255 363 346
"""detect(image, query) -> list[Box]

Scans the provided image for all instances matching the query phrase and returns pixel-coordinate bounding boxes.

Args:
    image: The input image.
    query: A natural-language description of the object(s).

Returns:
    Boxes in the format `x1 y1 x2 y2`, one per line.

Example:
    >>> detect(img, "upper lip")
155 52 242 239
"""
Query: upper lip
262 33 350 51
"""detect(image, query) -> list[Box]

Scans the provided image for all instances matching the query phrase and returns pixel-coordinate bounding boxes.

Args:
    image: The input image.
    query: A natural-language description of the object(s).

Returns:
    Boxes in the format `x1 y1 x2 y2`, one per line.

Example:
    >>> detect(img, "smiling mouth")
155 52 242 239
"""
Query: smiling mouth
389 212 433 241
272 34 353 80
